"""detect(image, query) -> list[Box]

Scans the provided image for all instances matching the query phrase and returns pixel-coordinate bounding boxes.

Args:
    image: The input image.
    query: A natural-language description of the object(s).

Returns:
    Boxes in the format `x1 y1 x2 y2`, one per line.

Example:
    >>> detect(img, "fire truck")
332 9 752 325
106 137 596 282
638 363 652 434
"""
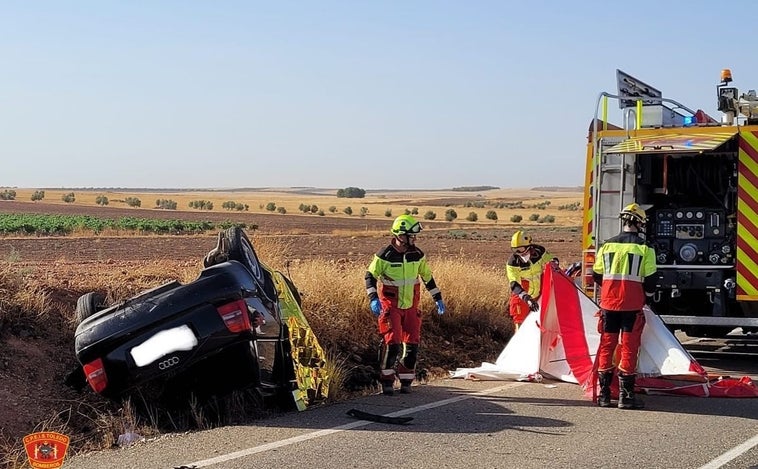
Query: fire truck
582 69 758 337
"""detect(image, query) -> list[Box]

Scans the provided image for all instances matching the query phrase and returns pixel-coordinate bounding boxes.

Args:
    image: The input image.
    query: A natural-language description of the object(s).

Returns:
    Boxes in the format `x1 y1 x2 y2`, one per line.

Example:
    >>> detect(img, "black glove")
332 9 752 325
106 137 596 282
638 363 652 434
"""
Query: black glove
520 292 539 312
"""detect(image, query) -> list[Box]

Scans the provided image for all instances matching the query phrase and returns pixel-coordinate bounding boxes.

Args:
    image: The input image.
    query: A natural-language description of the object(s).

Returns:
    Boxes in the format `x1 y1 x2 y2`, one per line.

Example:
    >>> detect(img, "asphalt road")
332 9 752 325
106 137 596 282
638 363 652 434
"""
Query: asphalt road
62 356 758 469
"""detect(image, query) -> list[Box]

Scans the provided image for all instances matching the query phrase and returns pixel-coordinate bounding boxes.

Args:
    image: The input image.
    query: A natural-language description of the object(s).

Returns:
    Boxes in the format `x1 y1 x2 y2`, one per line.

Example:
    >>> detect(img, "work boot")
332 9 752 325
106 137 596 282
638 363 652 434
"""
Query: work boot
618 373 644 409
381 382 395 396
399 380 412 394
597 371 613 408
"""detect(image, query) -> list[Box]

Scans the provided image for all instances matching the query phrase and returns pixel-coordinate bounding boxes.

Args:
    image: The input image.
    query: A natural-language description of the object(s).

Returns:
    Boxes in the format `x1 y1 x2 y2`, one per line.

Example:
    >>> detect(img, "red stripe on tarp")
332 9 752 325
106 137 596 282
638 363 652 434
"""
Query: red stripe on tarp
540 267 593 386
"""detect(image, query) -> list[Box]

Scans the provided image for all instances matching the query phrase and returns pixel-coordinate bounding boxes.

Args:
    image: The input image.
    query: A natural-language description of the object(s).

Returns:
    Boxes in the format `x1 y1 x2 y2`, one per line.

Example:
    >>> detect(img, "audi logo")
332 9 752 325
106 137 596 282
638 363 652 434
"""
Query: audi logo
158 356 180 370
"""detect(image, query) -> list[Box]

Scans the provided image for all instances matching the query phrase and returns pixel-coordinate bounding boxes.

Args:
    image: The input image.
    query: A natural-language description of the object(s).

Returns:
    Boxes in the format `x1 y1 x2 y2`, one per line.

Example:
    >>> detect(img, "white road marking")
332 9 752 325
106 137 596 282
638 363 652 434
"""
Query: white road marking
183 382 526 468
699 435 758 469
698 433 758 469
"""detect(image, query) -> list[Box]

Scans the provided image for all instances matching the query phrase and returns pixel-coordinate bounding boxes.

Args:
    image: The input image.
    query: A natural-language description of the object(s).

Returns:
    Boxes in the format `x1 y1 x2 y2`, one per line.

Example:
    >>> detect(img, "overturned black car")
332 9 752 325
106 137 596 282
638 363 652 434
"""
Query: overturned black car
67 227 328 410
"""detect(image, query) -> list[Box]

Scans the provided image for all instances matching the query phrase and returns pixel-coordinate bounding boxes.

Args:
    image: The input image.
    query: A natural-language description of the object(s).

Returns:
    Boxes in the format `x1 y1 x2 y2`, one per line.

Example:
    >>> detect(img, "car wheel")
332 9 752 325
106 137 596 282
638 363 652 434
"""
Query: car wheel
223 227 267 286
76 292 106 323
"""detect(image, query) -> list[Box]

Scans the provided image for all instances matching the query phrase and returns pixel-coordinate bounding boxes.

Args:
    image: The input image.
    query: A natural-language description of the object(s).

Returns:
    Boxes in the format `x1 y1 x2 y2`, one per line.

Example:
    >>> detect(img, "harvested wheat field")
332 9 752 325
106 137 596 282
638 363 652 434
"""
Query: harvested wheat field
0 188 583 466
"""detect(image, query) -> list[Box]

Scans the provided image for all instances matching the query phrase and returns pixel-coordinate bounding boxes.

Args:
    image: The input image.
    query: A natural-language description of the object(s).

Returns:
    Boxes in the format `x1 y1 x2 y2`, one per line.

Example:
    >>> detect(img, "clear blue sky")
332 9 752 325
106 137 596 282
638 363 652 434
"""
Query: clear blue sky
3 1 756 190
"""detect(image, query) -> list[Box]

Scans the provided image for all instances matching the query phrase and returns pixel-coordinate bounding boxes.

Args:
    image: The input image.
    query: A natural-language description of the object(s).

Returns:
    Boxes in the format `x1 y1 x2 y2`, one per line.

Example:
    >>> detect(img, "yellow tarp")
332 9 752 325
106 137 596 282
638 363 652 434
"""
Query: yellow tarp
269 268 330 411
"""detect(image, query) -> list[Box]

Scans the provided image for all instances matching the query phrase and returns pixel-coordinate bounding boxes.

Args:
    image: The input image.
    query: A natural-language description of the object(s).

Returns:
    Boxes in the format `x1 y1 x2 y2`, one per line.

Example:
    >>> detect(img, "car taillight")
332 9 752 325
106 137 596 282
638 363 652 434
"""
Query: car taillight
83 358 108 393
217 299 251 333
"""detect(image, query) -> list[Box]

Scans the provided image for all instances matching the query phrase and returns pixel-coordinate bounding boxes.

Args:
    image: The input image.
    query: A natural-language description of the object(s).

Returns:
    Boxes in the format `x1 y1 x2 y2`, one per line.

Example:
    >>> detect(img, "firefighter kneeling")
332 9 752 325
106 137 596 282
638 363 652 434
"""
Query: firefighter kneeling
592 203 657 409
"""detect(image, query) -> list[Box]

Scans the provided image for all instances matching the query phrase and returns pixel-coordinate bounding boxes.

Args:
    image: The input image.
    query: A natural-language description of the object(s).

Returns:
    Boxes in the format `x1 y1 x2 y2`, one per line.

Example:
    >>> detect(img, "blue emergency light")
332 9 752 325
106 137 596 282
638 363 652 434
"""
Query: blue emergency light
683 115 695 126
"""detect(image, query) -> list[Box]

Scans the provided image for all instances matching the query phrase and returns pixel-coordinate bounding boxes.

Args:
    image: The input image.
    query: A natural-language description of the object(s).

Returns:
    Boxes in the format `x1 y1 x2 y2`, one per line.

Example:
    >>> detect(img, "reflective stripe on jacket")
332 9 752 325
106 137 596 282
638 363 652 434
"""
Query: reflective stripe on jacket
365 244 441 309
592 231 657 311
506 244 553 298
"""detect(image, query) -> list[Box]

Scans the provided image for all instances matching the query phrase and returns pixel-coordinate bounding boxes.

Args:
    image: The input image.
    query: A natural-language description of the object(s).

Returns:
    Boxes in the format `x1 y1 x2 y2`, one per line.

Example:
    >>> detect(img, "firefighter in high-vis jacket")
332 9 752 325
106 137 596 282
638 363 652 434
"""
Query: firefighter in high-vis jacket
365 214 445 395
592 203 657 409
506 231 558 329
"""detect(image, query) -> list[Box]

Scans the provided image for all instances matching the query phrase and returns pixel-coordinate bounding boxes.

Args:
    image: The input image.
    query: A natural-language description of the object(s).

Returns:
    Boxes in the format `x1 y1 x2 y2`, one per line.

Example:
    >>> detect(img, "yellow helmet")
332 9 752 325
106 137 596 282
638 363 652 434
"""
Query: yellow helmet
511 230 532 249
391 214 422 235
620 203 647 225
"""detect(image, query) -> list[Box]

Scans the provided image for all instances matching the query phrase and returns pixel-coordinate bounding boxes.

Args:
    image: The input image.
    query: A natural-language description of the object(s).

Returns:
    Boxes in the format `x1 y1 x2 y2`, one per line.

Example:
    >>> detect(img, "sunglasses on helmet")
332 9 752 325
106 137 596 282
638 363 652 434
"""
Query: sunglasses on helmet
514 246 530 255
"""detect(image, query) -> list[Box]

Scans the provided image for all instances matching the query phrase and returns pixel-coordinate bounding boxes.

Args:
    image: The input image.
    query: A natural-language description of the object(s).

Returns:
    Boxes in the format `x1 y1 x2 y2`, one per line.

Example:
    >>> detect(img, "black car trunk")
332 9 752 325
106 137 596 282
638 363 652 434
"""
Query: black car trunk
74 261 258 363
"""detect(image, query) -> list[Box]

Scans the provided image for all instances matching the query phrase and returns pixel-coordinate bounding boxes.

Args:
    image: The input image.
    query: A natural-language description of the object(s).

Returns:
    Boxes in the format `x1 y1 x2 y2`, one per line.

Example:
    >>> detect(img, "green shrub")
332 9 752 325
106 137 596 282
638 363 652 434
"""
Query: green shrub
510 214 523 222
189 200 213 210
528 213 539 221
155 199 176 210
466 212 478 222
125 197 141 208
445 209 458 222
0 190 17 201
95 195 109 206
423 211 436 220
538 215 556 223
485 210 498 221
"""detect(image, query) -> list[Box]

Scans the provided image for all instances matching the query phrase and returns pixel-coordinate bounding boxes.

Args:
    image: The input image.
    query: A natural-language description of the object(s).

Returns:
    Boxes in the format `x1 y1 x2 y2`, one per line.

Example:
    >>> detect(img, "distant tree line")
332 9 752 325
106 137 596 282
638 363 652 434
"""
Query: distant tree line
336 187 366 198
451 186 499 192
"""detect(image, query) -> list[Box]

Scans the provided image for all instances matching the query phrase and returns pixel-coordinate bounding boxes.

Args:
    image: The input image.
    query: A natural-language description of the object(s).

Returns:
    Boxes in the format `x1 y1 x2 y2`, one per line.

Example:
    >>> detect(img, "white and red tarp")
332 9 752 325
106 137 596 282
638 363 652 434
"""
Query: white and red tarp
451 266 758 398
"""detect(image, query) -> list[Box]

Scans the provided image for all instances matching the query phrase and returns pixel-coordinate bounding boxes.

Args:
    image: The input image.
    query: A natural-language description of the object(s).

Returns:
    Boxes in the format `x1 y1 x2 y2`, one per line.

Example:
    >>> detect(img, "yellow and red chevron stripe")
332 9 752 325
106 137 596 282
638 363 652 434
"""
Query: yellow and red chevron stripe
736 130 758 300
606 132 736 153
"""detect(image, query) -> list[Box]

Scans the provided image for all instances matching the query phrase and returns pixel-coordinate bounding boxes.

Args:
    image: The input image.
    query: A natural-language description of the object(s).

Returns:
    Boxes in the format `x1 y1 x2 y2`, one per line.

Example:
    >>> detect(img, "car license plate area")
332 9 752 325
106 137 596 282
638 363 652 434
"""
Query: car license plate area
130 325 198 367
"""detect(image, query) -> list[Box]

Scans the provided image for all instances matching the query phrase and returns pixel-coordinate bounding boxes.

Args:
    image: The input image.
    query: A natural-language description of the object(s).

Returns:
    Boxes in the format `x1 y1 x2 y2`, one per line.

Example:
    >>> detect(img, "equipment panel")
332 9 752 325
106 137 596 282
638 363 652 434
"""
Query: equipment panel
650 208 730 265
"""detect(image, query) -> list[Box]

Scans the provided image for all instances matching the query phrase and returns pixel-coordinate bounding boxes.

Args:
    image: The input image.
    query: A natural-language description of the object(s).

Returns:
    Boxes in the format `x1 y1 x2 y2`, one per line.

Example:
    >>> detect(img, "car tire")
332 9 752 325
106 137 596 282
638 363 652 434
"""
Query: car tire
224 227 267 285
76 291 106 324
223 226 279 301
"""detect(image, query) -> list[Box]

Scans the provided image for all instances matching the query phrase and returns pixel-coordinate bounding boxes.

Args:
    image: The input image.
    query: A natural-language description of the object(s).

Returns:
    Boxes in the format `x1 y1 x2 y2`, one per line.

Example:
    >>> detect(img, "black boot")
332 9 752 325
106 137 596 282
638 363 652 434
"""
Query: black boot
618 373 644 409
597 371 613 407
399 380 412 394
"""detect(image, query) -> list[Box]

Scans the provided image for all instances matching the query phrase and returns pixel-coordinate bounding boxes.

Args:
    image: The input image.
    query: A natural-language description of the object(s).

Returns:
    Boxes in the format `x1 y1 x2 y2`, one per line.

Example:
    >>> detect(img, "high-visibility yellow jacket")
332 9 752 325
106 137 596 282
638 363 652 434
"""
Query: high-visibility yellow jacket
506 244 554 298
592 231 657 311
365 244 441 309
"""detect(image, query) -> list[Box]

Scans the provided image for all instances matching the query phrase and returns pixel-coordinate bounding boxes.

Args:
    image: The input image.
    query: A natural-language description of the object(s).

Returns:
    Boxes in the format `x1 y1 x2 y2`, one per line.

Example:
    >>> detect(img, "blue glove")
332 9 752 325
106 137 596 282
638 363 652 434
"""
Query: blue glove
436 299 446 316
370 298 382 316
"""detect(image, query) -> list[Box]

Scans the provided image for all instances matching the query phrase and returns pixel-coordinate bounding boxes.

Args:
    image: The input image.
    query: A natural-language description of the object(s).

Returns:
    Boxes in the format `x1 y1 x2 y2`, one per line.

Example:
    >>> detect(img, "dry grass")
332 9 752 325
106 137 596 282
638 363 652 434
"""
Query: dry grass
0 233 516 468
0 262 52 325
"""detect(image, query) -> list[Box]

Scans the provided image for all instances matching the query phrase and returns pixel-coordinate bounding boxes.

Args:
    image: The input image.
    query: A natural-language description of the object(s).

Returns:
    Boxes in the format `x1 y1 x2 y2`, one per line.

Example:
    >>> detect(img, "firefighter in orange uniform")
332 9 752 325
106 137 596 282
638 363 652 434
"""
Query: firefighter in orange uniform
593 203 657 409
365 215 445 396
506 231 558 329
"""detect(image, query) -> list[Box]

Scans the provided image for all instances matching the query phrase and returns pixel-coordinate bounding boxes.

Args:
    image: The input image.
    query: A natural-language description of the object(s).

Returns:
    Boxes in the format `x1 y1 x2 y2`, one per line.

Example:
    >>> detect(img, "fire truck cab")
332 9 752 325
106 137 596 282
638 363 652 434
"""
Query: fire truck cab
583 69 758 337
